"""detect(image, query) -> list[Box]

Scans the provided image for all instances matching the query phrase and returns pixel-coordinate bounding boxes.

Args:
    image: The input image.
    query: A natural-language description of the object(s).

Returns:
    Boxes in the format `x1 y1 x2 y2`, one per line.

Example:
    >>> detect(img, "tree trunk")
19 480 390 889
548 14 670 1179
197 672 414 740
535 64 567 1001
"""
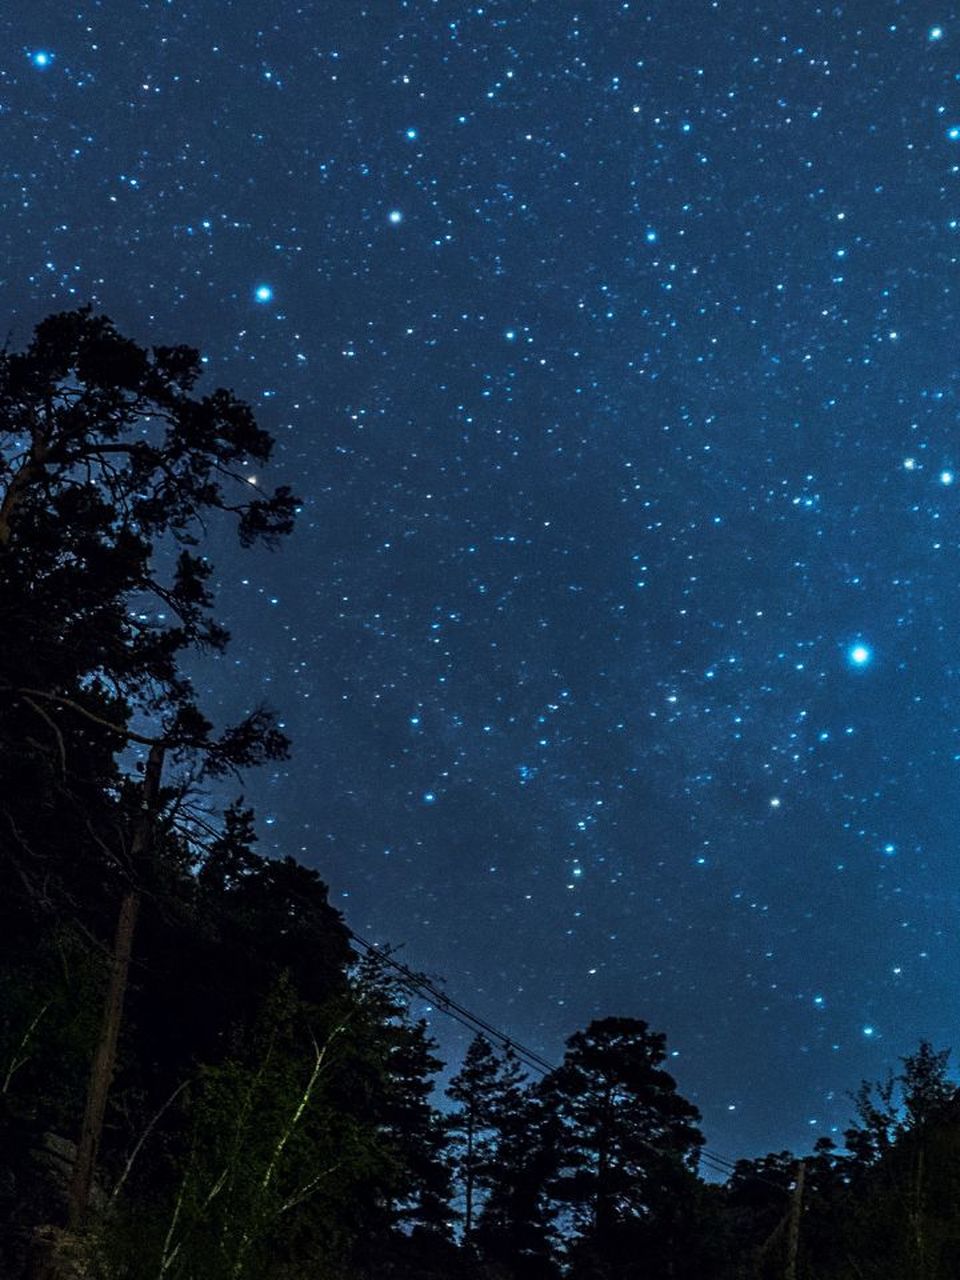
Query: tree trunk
785 1160 804 1280
464 1111 475 1241
912 1146 925 1273
66 743 165 1231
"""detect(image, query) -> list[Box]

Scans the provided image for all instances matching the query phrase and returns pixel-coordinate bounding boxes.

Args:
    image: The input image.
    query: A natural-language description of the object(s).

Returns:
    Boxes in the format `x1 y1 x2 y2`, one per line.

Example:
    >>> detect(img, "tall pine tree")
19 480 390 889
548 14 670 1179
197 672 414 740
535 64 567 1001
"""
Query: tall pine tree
447 1034 526 1241
539 1016 703 1278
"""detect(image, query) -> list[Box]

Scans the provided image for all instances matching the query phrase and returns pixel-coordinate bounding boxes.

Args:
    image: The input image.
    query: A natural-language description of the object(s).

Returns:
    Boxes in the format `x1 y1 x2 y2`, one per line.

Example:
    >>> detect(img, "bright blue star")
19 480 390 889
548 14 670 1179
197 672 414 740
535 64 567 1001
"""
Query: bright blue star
388 209 404 224
30 50 52 68
947 125 960 141
405 127 418 140
930 25 944 40
504 329 517 341
941 469 954 485
254 284 273 303
848 643 872 667
645 228 658 243
862 1025 876 1038
422 790 436 804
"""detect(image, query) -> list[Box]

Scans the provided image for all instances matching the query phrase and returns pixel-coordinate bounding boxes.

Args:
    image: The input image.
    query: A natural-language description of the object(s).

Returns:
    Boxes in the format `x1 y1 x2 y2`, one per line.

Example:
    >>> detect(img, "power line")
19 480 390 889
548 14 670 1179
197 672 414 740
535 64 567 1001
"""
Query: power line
702 1150 738 1171
177 803 772 1183
349 928 555 1075
178 803 552 1071
700 1154 738 1181
349 930 774 1186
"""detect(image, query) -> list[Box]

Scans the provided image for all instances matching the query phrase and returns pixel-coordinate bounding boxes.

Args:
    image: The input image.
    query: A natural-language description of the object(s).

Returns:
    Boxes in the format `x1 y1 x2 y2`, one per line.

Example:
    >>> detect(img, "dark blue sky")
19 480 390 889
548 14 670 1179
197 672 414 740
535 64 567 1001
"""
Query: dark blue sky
7 0 960 1159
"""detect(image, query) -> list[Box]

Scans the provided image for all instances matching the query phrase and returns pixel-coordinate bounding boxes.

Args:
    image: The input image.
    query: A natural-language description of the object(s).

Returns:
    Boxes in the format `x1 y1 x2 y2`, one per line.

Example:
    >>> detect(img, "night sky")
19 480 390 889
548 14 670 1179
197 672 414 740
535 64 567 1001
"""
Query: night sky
8 0 960 1160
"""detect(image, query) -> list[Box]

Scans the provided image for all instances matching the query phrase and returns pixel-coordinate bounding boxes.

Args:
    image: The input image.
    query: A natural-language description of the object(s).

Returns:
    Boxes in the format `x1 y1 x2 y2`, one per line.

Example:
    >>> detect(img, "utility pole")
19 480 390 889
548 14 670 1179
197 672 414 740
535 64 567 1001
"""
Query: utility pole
784 1159 805 1280
67 742 165 1230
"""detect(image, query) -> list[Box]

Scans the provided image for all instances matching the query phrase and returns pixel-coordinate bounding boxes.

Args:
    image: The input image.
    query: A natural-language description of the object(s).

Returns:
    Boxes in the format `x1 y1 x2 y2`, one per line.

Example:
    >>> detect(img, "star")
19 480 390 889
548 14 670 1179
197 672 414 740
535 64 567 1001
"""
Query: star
11 0 960 1170
848 644 872 667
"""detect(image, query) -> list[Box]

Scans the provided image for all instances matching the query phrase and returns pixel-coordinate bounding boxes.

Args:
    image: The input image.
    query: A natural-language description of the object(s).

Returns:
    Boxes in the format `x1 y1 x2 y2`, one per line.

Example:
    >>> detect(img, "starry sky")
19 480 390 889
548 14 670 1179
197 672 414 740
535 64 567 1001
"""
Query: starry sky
9 0 960 1160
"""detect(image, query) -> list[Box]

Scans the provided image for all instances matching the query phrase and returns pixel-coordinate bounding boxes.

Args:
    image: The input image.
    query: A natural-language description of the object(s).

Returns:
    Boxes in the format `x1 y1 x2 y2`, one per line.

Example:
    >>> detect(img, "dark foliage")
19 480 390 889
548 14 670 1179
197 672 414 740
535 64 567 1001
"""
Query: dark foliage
6 312 960 1278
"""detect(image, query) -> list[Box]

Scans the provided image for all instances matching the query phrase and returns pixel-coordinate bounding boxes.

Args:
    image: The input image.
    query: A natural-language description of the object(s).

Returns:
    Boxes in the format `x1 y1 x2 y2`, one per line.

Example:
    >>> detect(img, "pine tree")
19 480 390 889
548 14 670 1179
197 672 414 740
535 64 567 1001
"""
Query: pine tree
473 1083 561 1280
382 1015 454 1238
343 961 458 1277
539 1016 703 1275
447 1034 526 1240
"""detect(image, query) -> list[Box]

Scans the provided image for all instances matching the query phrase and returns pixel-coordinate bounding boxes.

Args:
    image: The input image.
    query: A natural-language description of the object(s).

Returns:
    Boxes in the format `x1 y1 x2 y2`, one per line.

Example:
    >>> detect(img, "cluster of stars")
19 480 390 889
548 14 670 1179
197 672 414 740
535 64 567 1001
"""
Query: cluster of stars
9 0 960 1163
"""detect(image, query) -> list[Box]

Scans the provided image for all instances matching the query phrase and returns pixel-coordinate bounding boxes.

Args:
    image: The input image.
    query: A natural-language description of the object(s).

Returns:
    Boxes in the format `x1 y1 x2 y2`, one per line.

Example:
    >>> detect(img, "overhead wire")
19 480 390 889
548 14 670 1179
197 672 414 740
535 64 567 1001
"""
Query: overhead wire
349 927 555 1074
349 929 781 1185
176 802 787 1186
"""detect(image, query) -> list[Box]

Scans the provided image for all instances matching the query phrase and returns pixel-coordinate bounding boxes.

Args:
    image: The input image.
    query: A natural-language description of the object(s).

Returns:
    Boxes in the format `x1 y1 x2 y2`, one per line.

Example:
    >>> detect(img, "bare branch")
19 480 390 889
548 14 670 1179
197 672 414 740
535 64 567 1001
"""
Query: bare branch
1 1001 52 1094
22 695 67 775
111 1078 191 1204
277 1162 342 1216
158 1175 186 1278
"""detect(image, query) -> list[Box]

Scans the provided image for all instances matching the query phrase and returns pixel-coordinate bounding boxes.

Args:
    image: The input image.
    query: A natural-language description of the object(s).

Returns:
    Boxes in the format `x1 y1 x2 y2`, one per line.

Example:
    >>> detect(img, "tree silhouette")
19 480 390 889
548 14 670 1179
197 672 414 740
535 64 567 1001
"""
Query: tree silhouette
541 1017 704 1242
0 308 298 1259
447 1034 527 1241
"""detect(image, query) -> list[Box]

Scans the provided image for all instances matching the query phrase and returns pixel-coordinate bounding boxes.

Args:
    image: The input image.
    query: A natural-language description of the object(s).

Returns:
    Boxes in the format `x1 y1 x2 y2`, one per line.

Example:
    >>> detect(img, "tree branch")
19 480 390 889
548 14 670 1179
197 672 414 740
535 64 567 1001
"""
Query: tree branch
111 1078 191 1204
1 1001 51 1094
22 695 67 775
11 688 167 747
